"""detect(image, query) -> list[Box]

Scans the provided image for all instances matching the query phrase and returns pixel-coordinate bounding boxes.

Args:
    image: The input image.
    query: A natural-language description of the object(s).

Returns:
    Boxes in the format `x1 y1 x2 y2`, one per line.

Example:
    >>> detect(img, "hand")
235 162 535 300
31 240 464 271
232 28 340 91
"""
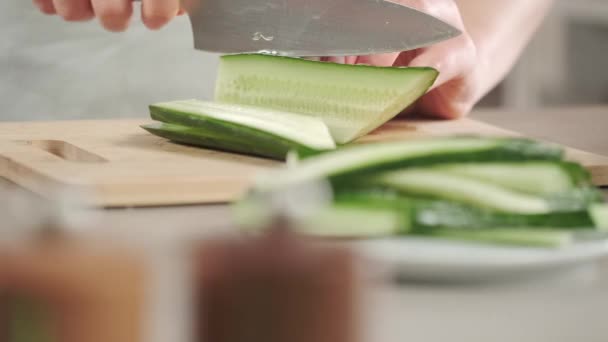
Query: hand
322 0 479 119
33 0 184 31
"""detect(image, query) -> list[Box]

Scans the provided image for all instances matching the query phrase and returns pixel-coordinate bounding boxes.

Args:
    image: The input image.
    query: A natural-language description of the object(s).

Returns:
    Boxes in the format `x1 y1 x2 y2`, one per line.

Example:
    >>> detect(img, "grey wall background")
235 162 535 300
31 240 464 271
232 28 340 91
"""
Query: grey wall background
1 0 220 121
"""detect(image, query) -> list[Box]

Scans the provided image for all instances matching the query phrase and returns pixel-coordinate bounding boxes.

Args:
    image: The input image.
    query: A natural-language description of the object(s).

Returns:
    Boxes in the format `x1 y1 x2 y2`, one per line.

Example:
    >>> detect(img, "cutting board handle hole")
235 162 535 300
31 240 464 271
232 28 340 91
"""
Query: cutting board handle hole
25 140 108 163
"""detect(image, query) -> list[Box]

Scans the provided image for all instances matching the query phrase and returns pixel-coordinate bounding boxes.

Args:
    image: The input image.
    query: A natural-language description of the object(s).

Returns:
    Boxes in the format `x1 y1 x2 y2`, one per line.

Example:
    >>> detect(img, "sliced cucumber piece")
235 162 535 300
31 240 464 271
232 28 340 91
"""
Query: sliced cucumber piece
236 199 575 247
333 190 596 230
147 99 336 158
254 137 563 192
374 169 554 214
215 54 439 144
590 204 608 230
233 198 402 238
435 162 590 195
293 204 403 238
427 228 574 248
142 122 297 160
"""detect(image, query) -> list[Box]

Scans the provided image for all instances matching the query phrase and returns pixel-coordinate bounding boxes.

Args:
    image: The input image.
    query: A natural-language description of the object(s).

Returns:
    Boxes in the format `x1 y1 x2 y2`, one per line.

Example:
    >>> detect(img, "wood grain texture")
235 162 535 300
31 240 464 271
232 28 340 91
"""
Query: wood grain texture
1 118 606 207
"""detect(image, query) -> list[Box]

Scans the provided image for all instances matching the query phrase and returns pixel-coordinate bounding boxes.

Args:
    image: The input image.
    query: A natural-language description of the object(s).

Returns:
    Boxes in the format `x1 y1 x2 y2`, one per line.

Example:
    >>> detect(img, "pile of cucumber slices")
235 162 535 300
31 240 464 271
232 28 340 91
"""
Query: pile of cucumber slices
142 53 608 247
142 53 438 159
238 136 608 248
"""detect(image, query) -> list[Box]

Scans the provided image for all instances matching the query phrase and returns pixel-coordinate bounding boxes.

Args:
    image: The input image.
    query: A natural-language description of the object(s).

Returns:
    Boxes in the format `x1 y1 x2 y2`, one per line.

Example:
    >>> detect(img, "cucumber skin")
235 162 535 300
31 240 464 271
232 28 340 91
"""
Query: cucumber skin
425 228 573 248
356 138 563 168
148 105 325 160
256 137 566 192
435 161 592 195
590 204 608 230
141 123 291 160
216 54 439 143
234 197 576 247
333 191 597 230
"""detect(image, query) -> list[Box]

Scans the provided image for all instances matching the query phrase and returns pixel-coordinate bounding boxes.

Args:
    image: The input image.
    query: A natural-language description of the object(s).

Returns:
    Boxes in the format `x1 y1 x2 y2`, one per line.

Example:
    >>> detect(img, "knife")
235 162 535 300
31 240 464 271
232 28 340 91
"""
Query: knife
136 0 461 57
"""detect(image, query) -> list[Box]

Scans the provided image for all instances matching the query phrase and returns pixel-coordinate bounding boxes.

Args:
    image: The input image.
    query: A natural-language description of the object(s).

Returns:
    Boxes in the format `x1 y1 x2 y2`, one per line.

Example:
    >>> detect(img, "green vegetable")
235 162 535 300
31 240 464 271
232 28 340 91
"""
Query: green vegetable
334 190 598 230
236 200 576 247
427 228 574 248
253 137 563 192
141 122 293 160
215 54 438 144
432 161 590 195
372 169 592 214
590 203 608 230
145 99 335 160
138 53 606 248
234 135 606 248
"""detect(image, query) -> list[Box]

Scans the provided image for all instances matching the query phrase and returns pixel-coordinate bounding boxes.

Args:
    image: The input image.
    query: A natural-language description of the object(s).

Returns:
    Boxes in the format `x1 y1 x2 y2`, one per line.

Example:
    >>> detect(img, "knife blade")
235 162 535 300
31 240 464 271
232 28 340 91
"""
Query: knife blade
168 0 461 56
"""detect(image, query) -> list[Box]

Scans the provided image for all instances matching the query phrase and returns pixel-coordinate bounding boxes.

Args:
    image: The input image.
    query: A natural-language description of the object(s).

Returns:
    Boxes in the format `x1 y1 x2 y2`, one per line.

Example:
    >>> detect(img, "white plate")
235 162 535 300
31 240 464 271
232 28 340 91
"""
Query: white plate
350 237 608 283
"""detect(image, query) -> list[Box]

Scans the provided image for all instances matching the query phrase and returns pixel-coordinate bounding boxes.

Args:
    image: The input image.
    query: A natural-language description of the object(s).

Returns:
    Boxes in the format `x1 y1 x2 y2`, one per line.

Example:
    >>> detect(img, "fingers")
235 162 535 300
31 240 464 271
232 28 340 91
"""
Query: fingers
52 0 94 21
141 0 181 30
409 35 477 89
33 0 57 14
355 53 400 67
90 0 133 32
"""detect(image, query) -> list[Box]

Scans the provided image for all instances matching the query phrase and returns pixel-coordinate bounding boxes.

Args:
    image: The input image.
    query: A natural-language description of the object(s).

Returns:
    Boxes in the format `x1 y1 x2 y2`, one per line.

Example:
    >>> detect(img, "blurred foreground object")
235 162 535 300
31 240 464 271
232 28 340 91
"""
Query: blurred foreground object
0 239 147 342
0 187 146 342
194 225 358 342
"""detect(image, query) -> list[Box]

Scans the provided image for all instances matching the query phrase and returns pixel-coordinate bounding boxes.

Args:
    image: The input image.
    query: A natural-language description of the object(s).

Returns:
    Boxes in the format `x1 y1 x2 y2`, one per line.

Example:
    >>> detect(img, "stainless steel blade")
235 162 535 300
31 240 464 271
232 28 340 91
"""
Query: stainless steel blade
182 0 461 57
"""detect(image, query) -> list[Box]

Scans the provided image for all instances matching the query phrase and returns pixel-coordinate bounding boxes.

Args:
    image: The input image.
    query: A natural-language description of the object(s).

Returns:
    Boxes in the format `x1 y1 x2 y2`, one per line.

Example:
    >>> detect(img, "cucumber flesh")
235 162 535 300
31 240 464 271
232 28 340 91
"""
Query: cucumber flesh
233 198 402 238
590 204 608 230
374 169 557 214
142 122 294 160
333 190 597 230
254 137 564 192
427 228 574 248
215 54 439 144
235 199 575 247
293 204 403 238
434 162 589 195
149 99 335 151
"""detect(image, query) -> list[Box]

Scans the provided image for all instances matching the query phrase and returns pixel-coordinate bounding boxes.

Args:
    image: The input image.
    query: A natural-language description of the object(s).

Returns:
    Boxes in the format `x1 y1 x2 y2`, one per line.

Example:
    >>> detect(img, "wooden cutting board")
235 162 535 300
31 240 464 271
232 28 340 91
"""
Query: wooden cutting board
1 118 606 207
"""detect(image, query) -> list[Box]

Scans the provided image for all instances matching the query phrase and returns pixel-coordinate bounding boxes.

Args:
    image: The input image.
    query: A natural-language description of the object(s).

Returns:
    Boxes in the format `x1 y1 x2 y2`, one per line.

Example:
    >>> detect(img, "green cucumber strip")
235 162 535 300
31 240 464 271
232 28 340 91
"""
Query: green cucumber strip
374 169 554 214
426 228 574 248
333 190 597 230
292 204 403 238
434 161 591 195
149 99 335 151
142 122 294 160
590 204 608 230
545 186 605 212
215 54 439 144
254 137 564 192
233 198 402 238
235 199 575 247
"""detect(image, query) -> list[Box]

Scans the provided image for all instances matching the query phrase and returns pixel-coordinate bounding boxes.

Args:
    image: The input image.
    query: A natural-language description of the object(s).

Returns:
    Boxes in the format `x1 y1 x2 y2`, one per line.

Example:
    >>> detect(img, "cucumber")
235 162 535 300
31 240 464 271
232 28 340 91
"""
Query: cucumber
373 169 587 214
292 204 403 238
254 137 564 192
590 204 608 230
215 54 439 144
434 161 591 195
234 199 576 247
427 228 574 248
141 122 297 160
145 99 336 159
333 190 597 230
233 197 402 238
